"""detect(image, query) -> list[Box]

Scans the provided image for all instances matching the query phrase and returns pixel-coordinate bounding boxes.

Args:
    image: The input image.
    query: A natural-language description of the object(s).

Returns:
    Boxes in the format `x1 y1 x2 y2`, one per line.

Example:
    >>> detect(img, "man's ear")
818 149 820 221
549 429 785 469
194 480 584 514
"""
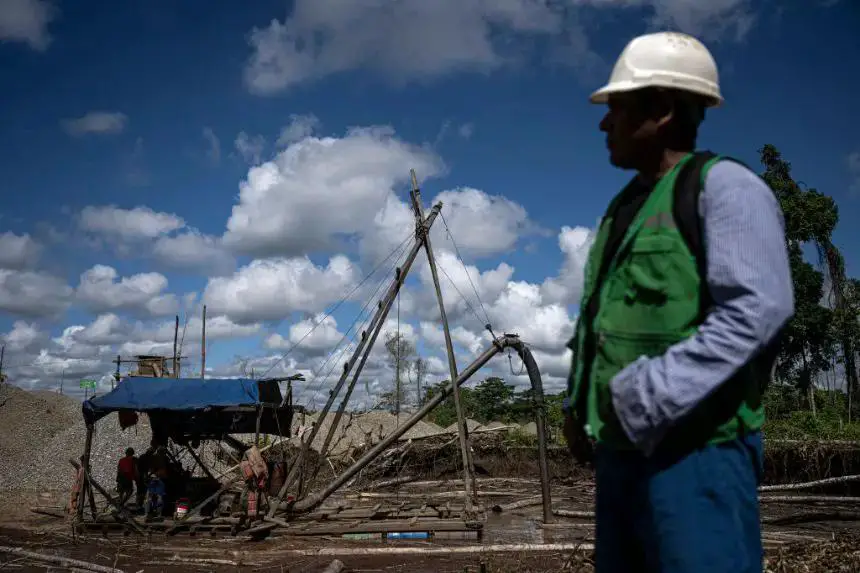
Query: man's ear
652 91 676 130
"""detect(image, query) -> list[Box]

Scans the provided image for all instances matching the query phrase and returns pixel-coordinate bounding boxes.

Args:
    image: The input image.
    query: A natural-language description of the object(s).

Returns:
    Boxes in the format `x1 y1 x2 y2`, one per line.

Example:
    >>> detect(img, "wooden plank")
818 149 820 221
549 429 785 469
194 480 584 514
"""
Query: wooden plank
284 518 483 536
307 507 450 521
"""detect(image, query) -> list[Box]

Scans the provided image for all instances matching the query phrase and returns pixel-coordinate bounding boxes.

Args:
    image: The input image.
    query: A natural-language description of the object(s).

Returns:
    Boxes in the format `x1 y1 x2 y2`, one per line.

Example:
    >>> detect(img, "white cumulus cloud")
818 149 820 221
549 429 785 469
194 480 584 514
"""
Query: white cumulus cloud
62 111 128 137
222 125 444 258
243 0 760 95
76 264 178 317
0 232 41 270
203 255 358 324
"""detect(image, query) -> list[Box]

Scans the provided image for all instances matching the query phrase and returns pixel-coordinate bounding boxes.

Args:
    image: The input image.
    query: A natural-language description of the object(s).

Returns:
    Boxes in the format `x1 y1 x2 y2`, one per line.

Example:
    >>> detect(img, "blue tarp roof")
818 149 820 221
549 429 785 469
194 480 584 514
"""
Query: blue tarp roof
82 377 277 424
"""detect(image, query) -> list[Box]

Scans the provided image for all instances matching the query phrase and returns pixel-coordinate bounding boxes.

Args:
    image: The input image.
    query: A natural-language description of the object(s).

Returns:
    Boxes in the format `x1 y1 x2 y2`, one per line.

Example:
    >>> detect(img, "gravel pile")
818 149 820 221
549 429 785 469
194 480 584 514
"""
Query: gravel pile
0 385 80 469
444 418 483 433
1 384 154 492
232 412 450 457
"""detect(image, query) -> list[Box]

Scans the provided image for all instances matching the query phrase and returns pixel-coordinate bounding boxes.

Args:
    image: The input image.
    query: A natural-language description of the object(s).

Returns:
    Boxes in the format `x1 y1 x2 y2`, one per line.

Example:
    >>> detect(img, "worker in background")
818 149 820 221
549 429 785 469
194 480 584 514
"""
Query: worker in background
135 443 154 510
563 32 794 572
145 439 170 516
115 447 138 506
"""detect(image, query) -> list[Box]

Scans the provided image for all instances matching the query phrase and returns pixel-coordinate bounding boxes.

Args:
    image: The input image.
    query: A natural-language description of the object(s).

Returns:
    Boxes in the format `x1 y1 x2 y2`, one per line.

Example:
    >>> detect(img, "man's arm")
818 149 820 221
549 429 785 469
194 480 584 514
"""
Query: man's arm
609 160 795 456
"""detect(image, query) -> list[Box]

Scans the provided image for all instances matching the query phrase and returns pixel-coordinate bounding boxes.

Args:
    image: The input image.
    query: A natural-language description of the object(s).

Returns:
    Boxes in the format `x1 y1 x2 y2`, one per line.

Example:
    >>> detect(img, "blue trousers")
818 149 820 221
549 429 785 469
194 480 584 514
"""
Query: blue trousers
594 432 763 573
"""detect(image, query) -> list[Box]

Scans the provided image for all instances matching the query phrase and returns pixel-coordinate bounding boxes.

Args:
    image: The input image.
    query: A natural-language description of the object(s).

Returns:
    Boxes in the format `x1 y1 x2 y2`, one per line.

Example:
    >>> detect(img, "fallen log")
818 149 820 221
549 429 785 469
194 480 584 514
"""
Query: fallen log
161 556 244 566
759 495 860 504
400 478 539 489
552 509 596 519
491 495 554 513
759 474 860 492
321 559 345 573
365 475 418 489
30 507 67 518
263 515 290 528
351 491 514 500
288 542 594 556
0 545 124 573
763 511 860 526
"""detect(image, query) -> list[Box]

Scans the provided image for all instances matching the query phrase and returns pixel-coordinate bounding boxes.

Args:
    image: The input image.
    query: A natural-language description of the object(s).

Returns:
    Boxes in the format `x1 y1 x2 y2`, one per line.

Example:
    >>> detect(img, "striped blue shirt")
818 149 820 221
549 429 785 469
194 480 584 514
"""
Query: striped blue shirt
608 159 795 456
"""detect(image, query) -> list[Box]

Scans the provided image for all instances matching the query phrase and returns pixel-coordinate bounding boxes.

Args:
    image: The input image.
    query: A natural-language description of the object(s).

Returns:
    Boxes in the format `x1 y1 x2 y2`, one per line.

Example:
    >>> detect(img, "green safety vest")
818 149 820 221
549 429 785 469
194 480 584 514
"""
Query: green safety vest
567 153 767 450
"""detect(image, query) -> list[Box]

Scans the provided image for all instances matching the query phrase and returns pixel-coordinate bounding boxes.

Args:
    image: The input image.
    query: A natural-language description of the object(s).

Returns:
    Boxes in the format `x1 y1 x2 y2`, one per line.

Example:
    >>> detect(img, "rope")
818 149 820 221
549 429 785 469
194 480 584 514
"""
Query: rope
435 262 485 326
439 211 493 327
257 231 416 379
302 237 414 410
303 269 394 410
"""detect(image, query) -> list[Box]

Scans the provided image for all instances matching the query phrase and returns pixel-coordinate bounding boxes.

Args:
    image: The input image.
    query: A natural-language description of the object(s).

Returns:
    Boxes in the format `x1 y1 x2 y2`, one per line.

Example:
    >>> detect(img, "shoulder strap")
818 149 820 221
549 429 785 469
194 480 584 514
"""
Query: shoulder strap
672 151 752 317
672 151 715 290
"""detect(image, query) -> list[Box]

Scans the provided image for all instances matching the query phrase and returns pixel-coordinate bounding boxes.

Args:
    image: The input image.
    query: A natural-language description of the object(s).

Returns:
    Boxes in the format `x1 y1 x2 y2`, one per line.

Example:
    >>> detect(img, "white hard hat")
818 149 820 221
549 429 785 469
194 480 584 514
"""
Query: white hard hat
590 32 723 108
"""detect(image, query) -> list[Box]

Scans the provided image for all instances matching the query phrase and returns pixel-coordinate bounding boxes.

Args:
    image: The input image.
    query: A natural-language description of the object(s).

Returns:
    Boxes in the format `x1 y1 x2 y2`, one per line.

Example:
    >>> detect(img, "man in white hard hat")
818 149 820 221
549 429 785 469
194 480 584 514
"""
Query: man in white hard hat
563 32 794 572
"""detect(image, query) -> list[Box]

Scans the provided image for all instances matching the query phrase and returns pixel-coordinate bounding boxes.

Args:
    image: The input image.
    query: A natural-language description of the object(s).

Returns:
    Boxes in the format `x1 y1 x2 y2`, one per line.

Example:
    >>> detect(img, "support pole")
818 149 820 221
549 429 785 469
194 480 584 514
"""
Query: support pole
268 203 443 518
76 424 94 520
201 305 207 379
0 344 4 384
311 267 404 478
69 459 146 534
172 315 179 378
114 355 121 389
293 336 513 513
409 169 477 512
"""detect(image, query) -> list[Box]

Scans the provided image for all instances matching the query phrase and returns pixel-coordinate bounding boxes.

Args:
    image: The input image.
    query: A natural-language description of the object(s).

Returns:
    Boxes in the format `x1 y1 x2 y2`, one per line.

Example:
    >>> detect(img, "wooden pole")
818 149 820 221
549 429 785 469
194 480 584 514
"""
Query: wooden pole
201 305 207 379
269 204 443 518
311 272 404 473
76 425 94 520
0 344 5 384
172 315 179 378
114 355 120 389
69 459 146 534
408 169 477 513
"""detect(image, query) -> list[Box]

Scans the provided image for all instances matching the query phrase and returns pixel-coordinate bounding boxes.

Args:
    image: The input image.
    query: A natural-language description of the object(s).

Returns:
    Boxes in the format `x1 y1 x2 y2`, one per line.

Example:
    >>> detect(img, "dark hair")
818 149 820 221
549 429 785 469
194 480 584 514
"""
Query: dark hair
125 447 135 456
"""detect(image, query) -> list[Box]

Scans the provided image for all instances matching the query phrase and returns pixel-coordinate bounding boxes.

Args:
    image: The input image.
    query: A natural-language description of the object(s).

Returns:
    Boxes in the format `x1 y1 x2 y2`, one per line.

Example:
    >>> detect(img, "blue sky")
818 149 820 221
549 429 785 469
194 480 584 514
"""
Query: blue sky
0 0 858 403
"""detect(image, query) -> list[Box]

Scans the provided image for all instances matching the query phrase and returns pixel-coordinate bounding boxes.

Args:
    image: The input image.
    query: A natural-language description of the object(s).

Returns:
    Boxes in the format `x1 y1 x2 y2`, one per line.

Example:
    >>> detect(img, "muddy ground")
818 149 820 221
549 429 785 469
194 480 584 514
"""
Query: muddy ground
3 477 860 573
3 440 860 571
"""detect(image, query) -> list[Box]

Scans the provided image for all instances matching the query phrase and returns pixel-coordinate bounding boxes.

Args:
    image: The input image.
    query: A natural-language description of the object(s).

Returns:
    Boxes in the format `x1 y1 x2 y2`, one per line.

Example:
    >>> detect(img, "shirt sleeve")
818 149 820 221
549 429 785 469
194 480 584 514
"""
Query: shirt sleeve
609 159 795 455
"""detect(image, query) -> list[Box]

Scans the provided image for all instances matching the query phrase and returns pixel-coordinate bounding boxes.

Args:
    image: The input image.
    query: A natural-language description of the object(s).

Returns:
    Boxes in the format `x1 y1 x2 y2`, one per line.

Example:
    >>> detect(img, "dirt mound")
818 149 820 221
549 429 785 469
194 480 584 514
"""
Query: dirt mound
444 418 483 433
0 385 81 484
0 406 155 493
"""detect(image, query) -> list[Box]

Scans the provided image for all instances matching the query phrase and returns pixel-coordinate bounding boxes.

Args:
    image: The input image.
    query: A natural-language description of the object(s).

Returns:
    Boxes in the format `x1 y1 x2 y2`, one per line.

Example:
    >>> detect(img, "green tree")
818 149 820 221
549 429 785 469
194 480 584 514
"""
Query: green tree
759 144 845 411
423 381 477 427
471 377 515 423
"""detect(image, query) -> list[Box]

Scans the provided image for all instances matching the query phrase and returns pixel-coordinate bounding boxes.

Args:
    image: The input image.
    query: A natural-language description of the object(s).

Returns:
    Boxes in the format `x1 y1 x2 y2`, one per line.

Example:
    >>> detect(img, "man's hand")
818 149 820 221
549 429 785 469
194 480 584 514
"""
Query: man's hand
563 413 595 466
